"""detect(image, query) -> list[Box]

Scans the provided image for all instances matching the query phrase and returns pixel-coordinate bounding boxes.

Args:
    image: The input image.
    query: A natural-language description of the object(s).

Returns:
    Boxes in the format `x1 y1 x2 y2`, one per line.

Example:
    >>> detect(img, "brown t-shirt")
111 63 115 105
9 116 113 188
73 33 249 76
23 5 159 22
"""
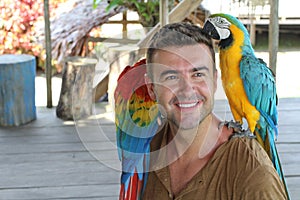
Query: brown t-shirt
142 123 287 200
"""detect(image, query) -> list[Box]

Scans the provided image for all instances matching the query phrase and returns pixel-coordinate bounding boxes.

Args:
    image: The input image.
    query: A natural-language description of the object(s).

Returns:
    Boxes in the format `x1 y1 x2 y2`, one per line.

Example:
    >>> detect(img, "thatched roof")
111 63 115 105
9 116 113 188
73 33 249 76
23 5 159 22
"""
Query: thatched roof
38 0 124 64
37 0 210 65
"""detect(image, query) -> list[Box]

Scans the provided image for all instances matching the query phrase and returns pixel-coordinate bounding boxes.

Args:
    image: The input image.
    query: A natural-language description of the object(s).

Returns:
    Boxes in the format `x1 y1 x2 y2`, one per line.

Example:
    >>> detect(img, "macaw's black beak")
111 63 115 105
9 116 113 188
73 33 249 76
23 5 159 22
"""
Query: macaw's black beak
203 20 220 40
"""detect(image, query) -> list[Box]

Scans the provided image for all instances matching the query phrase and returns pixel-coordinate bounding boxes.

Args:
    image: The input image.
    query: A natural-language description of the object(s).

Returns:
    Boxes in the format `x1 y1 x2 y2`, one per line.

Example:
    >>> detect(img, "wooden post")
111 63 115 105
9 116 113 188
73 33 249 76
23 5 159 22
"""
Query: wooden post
122 11 128 39
56 57 97 120
269 0 279 75
0 54 36 126
250 22 256 45
160 0 169 27
249 6 256 46
44 0 53 108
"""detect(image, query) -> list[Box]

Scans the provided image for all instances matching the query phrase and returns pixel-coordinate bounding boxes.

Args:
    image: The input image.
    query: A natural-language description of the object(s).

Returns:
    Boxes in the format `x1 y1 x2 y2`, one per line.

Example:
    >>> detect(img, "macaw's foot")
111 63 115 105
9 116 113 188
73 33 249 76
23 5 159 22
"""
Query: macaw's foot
219 120 256 139
219 120 243 133
230 127 256 139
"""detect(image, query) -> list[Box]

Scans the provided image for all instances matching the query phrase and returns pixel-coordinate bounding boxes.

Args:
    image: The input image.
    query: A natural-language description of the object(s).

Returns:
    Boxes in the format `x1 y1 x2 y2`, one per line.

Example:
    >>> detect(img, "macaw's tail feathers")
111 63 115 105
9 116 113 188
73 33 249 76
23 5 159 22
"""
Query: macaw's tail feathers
119 172 144 200
255 127 282 178
270 140 291 200
115 59 159 200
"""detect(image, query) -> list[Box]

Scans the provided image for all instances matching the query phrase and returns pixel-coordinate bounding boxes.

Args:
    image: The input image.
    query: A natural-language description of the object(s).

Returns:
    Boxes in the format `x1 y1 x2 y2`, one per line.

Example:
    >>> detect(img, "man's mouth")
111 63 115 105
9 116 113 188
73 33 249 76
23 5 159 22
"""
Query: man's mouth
175 100 204 110
177 102 198 108
170 96 205 110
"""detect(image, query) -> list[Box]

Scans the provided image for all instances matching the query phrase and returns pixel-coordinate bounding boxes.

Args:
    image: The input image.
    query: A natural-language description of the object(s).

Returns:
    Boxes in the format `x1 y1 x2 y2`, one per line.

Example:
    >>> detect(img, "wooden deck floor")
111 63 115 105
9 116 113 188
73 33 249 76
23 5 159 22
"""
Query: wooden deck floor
0 98 299 200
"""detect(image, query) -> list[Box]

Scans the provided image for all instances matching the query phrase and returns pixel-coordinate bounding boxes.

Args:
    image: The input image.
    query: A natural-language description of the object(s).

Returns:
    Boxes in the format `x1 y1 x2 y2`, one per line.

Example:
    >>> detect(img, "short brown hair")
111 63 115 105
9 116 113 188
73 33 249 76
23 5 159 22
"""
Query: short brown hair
146 22 216 78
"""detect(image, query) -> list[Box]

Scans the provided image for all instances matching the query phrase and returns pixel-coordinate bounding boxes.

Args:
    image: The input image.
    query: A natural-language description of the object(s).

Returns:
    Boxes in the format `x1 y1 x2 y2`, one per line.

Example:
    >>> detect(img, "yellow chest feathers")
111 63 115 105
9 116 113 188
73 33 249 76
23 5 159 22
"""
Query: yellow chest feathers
218 24 260 130
219 25 245 94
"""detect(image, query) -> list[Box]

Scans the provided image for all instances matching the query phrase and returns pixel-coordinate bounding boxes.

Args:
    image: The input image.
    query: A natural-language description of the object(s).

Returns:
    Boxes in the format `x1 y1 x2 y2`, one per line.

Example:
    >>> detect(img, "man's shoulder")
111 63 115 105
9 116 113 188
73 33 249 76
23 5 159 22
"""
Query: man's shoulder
229 134 262 150
219 134 273 167
219 136 288 199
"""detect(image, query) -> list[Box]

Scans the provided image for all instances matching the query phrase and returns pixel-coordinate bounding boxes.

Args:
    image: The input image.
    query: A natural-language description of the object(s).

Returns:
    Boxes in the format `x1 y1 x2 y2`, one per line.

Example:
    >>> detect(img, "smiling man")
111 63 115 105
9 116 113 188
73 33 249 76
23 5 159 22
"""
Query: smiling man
142 22 287 200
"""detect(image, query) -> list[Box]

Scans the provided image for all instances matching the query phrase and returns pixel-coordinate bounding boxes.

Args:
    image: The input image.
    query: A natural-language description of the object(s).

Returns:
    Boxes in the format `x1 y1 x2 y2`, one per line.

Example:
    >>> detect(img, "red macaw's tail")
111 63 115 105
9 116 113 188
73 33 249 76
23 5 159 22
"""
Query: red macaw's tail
119 172 143 200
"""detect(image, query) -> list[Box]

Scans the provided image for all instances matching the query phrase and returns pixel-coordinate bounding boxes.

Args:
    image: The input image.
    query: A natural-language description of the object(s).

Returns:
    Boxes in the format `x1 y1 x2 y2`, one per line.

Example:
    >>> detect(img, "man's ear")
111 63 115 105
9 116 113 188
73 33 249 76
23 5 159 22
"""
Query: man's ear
144 73 156 100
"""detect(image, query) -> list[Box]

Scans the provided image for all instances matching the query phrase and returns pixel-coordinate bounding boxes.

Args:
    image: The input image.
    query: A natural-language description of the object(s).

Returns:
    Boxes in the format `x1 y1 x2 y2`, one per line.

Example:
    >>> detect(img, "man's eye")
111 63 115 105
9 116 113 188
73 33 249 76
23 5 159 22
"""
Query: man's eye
165 75 178 80
193 72 205 77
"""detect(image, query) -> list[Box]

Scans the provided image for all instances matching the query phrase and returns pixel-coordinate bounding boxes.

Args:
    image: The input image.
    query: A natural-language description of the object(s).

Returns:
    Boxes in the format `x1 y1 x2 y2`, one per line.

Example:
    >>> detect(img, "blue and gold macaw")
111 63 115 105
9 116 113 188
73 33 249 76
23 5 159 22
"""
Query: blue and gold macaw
203 13 289 198
114 59 159 200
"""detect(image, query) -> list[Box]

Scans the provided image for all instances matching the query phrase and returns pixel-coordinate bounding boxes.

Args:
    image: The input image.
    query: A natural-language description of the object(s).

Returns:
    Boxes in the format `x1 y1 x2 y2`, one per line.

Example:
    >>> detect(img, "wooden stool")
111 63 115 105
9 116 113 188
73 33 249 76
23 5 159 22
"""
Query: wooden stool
0 54 36 126
56 56 97 120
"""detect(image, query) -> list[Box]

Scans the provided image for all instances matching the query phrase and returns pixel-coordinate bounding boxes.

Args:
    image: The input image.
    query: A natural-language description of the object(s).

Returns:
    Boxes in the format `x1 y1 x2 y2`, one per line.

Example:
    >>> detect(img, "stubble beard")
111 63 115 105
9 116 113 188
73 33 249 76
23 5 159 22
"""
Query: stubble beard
169 101 214 131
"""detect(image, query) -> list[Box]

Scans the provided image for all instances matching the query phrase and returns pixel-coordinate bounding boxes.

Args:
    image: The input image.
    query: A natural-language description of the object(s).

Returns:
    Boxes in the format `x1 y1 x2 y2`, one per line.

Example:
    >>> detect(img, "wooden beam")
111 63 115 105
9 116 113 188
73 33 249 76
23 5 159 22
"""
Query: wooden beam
269 0 279 76
138 0 203 48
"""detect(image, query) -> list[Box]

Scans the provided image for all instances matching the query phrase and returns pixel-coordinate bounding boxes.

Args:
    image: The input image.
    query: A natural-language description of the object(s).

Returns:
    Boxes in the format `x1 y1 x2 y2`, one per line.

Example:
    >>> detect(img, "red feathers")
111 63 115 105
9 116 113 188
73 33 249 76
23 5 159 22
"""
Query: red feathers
115 59 152 102
119 172 143 200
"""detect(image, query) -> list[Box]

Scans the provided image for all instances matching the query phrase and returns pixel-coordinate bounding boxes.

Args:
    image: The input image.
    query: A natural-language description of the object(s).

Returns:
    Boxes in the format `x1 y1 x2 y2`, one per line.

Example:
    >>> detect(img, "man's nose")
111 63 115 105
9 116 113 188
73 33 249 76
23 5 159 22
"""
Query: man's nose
178 77 195 96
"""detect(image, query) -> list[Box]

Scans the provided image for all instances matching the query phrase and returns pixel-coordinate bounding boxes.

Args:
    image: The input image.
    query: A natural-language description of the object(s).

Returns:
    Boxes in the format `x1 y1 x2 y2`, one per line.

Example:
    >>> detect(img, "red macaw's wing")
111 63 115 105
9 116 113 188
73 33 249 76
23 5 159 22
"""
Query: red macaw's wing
114 59 159 200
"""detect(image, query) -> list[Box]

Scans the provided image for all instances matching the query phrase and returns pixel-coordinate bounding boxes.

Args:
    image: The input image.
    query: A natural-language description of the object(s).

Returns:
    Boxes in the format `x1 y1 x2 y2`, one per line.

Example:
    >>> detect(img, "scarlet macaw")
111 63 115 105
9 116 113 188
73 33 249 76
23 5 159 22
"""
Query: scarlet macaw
203 13 289 198
114 59 159 200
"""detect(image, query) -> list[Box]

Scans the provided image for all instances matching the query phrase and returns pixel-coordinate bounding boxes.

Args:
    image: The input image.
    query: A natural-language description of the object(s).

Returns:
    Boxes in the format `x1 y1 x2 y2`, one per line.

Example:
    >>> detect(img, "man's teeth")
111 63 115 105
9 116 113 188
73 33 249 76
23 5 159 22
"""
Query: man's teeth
178 102 198 108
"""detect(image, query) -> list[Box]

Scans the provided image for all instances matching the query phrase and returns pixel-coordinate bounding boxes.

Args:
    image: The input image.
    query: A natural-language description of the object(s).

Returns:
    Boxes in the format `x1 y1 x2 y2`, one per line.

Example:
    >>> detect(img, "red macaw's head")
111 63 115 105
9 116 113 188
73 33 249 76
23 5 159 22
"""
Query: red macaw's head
115 59 158 127
115 58 152 102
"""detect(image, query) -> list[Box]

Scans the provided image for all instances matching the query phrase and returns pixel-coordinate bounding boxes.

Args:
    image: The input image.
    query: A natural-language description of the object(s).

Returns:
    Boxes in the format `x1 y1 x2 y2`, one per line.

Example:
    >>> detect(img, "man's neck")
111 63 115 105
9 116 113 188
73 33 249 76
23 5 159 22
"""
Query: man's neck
167 114 231 197
167 114 224 163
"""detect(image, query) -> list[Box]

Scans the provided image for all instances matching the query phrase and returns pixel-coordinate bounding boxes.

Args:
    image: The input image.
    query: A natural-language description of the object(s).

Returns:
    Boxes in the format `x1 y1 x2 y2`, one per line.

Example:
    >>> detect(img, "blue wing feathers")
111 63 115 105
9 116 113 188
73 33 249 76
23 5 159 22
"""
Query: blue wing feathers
240 53 283 179
240 54 278 129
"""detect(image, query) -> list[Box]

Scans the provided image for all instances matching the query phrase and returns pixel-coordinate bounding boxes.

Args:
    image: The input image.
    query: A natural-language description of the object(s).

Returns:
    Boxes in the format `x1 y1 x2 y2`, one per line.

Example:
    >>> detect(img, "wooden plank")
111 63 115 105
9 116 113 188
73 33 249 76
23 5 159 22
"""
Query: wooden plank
278 152 300 175
0 149 118 165
0 171 119 191
277 143 300 153
285 177 300 200
0 184 119 200
0 139 117 155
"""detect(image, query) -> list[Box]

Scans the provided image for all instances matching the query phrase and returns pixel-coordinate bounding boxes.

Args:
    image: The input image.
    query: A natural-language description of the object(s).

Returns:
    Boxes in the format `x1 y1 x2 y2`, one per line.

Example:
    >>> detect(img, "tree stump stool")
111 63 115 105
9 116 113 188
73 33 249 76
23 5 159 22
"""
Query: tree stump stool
0 54 36 126
56 57 97 120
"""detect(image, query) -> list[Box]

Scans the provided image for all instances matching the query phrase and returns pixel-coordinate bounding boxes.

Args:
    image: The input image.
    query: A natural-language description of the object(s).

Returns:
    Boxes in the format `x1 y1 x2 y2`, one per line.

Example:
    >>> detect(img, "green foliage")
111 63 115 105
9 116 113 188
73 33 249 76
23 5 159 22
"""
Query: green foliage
106 0 124 11
93 0 160 27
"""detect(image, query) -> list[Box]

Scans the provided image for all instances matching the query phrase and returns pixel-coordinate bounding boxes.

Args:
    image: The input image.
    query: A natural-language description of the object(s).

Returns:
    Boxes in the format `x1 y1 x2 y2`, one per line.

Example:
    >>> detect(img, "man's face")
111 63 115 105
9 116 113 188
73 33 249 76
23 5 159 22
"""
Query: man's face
147 44 217 130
